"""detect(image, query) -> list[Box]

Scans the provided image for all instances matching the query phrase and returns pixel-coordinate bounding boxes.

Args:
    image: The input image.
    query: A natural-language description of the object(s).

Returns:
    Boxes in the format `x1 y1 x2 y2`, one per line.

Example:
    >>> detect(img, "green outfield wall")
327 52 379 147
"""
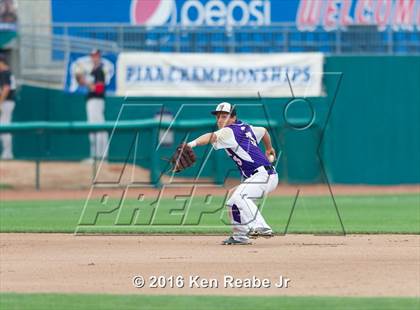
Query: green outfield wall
323 56 420 184
5 56 420 184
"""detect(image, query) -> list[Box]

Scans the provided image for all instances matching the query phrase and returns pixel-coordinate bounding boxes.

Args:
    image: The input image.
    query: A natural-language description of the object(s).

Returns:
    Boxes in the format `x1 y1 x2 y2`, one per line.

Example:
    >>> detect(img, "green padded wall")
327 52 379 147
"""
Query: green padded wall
323 56 420 184
7 56 420 184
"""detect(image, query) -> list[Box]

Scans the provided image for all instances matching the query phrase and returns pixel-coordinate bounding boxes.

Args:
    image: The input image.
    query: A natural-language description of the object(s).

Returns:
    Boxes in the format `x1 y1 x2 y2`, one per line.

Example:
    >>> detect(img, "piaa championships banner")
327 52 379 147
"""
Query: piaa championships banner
116 52 324 97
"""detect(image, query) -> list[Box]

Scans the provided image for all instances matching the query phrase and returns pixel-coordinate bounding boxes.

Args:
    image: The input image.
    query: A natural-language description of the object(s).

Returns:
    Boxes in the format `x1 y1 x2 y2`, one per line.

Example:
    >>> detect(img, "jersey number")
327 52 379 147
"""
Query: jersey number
245 132 257 146
227 151 243 166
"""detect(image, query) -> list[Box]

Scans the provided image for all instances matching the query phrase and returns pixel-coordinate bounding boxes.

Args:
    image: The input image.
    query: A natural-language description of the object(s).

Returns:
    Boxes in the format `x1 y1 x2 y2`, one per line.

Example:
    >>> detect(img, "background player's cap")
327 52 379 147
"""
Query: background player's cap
211 102 236 116
90 49 101 55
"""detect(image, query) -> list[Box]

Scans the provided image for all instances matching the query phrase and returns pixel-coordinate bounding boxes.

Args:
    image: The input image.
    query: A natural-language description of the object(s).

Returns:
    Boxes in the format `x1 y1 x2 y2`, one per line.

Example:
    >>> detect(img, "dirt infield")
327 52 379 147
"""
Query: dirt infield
1 234 419 297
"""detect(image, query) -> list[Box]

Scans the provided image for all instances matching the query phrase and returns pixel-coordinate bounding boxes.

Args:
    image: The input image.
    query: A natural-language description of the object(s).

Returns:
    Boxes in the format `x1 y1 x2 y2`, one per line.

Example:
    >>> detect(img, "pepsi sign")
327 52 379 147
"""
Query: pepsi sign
131 0 271 26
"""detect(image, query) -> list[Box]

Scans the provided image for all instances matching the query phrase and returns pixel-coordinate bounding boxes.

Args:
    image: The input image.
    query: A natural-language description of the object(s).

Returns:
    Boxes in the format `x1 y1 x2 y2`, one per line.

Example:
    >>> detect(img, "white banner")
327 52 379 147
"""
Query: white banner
117 52 324 97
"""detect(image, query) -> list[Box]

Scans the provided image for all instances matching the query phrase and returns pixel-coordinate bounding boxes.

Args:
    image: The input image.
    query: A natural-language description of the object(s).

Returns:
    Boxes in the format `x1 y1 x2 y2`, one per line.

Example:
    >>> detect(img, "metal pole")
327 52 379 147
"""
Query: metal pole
283 27 289 52
336 28 341 54
118 25 123 49
175 26 181 52
388 27 393 55
92 133 97 183
92 158 97 184
150 127 160 187
35 131 42 191
35 160 40 191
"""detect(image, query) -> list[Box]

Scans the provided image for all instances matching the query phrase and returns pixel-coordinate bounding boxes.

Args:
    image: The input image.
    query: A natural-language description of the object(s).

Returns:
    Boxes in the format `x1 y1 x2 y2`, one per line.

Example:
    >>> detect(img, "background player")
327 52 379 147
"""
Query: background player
77 49 108 162
187 102 278 245
0 54 16 160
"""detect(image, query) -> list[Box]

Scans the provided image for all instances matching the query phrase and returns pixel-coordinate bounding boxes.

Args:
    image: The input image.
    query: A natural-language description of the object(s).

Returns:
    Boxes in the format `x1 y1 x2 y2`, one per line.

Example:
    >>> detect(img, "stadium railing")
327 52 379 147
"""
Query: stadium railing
19 23 420 55
0 119 286 190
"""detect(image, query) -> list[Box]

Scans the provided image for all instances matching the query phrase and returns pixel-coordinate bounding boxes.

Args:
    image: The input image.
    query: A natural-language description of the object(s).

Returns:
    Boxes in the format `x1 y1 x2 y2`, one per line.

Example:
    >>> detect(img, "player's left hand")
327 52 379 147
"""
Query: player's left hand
170 143 196 172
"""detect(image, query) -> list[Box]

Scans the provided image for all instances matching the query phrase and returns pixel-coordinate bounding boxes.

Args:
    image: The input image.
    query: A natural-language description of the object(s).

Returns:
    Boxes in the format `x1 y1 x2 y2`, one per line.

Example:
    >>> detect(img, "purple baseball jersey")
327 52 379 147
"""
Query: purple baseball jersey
213 120 272 178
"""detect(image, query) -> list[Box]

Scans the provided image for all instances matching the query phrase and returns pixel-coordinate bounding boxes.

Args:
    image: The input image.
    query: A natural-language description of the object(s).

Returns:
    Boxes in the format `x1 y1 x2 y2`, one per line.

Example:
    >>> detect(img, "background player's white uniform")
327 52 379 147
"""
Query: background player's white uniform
213 122 278 242
0 68 16 160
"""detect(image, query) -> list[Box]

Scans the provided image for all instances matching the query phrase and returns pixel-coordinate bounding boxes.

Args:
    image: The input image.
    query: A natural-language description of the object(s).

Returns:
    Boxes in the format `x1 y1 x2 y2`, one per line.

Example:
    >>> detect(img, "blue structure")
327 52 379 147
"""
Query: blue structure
49 0 420 55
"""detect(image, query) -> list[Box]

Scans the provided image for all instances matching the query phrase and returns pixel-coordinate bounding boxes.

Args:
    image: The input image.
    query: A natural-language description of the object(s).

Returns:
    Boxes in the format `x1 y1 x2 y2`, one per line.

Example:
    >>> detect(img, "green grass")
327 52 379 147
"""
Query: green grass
0 193 419 234
0 293 419 310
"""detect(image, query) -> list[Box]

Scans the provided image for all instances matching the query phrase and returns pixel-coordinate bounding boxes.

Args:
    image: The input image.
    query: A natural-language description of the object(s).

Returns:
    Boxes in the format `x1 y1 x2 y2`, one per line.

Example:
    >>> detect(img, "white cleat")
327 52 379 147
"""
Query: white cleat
247 228 274 239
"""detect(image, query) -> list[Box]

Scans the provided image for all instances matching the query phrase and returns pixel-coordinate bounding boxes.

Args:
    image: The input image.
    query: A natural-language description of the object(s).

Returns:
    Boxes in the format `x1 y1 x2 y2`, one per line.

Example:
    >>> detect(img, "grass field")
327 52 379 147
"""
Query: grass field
0 293 419 310
1 193 419 309
0 194 419 234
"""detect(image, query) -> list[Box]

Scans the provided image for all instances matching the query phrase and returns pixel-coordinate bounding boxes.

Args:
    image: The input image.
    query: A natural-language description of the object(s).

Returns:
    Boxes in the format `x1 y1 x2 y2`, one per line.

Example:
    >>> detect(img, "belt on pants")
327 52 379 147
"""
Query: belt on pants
250 165 276 177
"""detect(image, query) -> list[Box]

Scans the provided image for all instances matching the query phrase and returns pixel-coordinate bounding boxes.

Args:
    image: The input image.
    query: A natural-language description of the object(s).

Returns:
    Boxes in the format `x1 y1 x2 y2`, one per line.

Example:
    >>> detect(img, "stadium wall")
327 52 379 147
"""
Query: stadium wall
9 56 420 184
323 56 420 184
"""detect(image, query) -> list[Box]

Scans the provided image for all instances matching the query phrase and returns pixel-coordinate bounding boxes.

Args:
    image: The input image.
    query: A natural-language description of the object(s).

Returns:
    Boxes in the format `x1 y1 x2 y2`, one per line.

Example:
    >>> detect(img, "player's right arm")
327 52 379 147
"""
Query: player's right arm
262 129 276 159
251 126 276 159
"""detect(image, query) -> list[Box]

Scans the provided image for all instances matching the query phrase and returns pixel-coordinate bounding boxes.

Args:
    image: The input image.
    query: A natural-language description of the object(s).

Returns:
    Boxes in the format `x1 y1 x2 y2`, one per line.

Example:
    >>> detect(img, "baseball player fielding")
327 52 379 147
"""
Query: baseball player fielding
178 102 278 245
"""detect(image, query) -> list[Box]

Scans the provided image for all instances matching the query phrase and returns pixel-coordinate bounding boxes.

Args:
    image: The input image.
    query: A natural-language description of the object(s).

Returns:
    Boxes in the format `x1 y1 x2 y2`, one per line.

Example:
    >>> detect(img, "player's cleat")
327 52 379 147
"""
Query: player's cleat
0 153 13 160
221 236 252 245
81 158 95 164
247 228 274 239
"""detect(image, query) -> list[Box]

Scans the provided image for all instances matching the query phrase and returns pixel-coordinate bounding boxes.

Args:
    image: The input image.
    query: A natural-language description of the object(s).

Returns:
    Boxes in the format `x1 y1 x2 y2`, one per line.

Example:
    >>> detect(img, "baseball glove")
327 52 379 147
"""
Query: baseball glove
171 143 196 172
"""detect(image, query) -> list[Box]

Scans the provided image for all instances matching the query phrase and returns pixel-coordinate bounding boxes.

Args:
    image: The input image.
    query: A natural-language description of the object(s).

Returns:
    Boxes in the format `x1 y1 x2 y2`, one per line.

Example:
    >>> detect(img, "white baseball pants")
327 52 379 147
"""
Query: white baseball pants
87 98 108 160
227 166 278 241
0 100 15 159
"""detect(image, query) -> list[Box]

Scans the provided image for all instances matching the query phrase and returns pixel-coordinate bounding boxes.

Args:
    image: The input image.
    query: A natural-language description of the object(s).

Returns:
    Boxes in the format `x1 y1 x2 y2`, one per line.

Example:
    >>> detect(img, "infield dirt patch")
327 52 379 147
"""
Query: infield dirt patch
1 234 419 297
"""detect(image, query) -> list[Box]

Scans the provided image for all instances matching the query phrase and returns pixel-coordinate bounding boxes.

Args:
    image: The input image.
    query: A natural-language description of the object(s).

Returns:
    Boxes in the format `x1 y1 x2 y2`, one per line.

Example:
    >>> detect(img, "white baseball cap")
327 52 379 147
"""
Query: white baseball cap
90 49 101 55
211 102 236 116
